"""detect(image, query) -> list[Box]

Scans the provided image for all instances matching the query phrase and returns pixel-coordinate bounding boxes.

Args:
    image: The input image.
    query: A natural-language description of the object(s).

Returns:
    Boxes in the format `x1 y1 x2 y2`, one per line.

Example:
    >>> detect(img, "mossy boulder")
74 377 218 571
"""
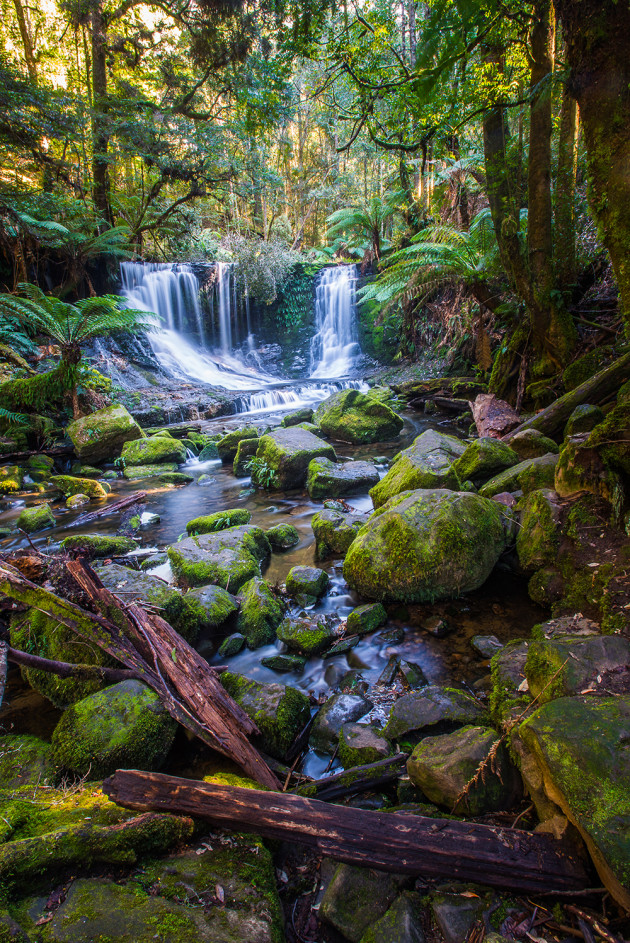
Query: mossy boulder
51 679 176 778
310 693 373 753
254 427 336 490
67 404 143 463
236 577 286 649
0 466 24 494
266 522 299 550
217 426 259 462
359 891 425 943
276 616 334 655
525 634 630 704
218 632 245 657
261 653 306 672
370 430 465 508
489 640 530 724
478 455 555 498
186 508 251 535
311 508 369 560
509 428 560 460
66 493 90 509
320 863 408 943
0 734 55 788
198 440 220 461
554 436 617 500
584 397 630 477
286 565 330 598
50 475 107 498
338 723 391 768
562 346 614 391
183 584 238 630
519 695 630 908
516 489 562 572
233 437 260 476
10 608 112 708
344 489 505 603
382 685 487 741
347 603 387 636
314 389 403 445
159 471 194 485
564 404 605 438
452 437 520 485
407 725 522 815
15 503 55 534
306 457 380 500
517 453 558 494
220 671 310 760
121 436 187 466
167 524 271 592
26 453 55 482
281 407 314 427
122 463 179 480
61 534 137 558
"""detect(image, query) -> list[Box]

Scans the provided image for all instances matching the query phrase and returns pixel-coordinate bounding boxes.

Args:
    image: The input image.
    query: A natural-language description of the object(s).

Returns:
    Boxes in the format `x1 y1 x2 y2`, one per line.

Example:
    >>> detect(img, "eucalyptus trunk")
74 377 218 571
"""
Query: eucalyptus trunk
555 76 579 291
91 2 112 225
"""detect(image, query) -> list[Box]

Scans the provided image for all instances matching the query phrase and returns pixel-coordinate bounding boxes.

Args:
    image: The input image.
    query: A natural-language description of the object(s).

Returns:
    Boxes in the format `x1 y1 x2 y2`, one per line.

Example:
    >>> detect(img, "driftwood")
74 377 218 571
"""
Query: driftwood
505 351 630 441
471 394 521 438
298 753 409 802
6 645 139 684
104 771 592 895
70 491 146 526
0 639 6 708
0 560 280 790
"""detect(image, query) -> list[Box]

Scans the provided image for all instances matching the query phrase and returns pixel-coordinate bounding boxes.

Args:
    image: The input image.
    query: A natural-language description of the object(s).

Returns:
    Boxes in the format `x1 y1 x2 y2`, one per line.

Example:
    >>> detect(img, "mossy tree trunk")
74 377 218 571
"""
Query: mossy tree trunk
91 1 113 226
554 0 630 337
555 55 579 292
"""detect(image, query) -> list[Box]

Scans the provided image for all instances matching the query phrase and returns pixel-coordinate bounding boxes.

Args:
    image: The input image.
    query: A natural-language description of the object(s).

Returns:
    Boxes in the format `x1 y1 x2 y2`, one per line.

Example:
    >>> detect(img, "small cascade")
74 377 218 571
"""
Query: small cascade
235 380 368 415
215 262 233 354
309 265 361 378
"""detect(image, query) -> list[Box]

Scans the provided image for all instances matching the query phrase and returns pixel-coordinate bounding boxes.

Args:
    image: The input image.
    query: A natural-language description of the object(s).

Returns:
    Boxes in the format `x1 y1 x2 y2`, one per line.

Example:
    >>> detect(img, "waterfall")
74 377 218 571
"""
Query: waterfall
309 265 361 378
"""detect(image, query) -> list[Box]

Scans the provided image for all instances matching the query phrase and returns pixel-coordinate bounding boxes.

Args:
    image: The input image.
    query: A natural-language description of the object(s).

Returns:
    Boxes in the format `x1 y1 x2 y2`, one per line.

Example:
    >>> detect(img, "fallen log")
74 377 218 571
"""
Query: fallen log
70 491 146 527
6 646 139 684
504 351 630 442
104 771 592 895
393 377 486 400
297 753 408 802
0 445 74 463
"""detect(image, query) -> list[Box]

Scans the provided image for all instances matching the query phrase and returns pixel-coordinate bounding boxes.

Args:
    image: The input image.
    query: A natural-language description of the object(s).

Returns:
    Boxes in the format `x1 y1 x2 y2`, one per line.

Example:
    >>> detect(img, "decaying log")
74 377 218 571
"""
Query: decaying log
70 491 146 527
0 560 280 790
505 351 630 442
0 445 74 463
298 753 409 801
104 771 592 895
471 394 521 438
393 377 486 400
6 646 139 684
0 639 7 708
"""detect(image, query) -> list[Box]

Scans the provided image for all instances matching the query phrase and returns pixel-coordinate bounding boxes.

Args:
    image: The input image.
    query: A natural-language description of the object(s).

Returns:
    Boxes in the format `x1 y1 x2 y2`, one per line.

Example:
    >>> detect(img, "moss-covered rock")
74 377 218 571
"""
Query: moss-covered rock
584 397 630 477
516 453 558 494
217 426 259 462
261 653 306 672
159 471 194 485
285 565 330 598
489 640 530 724
183 584 238 631
61 534 137 558
15 503 55 534
233 437 260 476
186 508 251 535
198 440 220 461
338 722 391 768
370 430 465 509
0 466 24 494
311 508 369 560
310 693 372 753
358 891 425 943
382 685 487 741
346 603 387 636
51 679 176 778
281 407 314 427
344 489 505 603
516 489 562 572
306 457 380 499
220 671 310 760
236 577 285 649
254 427 336 490
266 522 299 551
564 404 605 438
562 347 614 391
407 725 521 814
314 389 403 445
478 455 555 498
122 436 187 466
26 453 55 482
554 436 618 500
276 616 333 655
66 493 90 509
509 428 560 460
67 404 143 464
525 634 630 704
320 863 408 943
122 463 178 480
452 437 520 485
50 475 107 498
0 735 55 788
218 633 245 657
519 695 630 908
167 524 271 592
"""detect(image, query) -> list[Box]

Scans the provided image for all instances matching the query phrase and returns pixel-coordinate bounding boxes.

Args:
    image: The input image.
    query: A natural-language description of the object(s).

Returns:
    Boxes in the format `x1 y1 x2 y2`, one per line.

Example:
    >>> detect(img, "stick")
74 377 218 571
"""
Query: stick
7 646 139 684
70 491 147 527
297 754 409 802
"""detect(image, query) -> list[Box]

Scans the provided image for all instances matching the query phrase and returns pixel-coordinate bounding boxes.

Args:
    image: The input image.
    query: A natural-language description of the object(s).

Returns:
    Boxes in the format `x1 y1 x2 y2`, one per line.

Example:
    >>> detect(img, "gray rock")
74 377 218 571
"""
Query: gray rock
339 722 392 767
471 635 503 659
320 863 408 942
306 456 380 499
276 616 334 655
310 693 373 752
233 437 260 476
266 523 299 550
383 685 486 740
359 891 425 943
431 891 486 943
509 428 559 460
286 565 330 597
261 653 306 672
452 437 520 485
564 404 604 438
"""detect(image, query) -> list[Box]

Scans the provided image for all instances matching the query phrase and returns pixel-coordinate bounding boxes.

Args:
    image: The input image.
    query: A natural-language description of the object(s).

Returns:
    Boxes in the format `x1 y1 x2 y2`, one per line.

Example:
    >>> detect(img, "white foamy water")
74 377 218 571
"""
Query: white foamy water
309 265 361 378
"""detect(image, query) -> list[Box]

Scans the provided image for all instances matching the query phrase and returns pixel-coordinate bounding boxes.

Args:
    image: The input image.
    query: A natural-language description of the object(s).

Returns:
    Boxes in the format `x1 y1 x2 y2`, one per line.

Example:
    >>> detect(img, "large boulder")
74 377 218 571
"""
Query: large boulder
306 456 380 499
167 524 271 591
382 685 487 741
220 671 310 760
236 577 285 648
519 695 630 908
525 633 630 703
254 427 336 490
310 692 372 753
16 503 55 534
314 389 403 445
452 437 520 485
67 404 143 463
311 508 370 560
370 430 465 508
51 679 176 778
121 436 187 466
516 489 562 571
554 435 618 500
217 426 259 462
479 454 557 497
51 475 108 498
344 489 505 603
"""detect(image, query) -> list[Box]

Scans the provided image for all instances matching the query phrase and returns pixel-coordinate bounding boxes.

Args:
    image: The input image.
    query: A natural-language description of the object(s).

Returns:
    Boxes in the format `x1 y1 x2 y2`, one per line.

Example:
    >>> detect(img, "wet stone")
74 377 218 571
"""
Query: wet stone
218 633 246 657
382 685 487 741
470 635 503 659
325 636 360 657
261 653 306 672
310 692 373 753
320 863 409 943
347 602 387 636
286 565 330 598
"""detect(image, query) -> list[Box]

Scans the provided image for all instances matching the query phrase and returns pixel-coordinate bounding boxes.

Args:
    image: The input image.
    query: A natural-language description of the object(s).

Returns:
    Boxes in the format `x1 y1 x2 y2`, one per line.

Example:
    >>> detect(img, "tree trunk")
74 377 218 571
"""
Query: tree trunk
553 0 630 335
91 2 112 225
555 66 579 291
12 0 37 82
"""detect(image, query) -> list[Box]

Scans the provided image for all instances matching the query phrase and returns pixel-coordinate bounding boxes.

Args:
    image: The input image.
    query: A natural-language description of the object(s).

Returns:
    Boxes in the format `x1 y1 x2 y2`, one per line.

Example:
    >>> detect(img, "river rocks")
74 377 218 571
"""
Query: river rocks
344 489 505 603
554 435 618 499
509 428 559 460
266 522 299 550
276 616 334 655
66 493 90 508
489 640 530 723
525 633 630 703
478 455 555 497
407 725 521 814
516 453 559 494
564 404 604 437
51 679 176 778
217 426 259 462
218 632 245 657
286 565 330 598
220 671 310 759
320 863 408 942
159 471 194 485
0 734 55 787
184 583 238 630
452 437 520 484
310 693 373 752
122 462 177 480
339 722 391 767
16 502 55 533
281 407 314 427
314 389 404 445
470 635 503 659
50 474 108 498
516 488 562 571
261 653 306 672
198 440 220 461
186 508 252 534
0 465 24 494
382 685 487 741
236 577 286 648
66 404 143 463
519 695 630 908
311 507 369 559
359 891 425 943
306 456 380 499
254 427 336 489
61 534 137 557
167 524 270 591
347 602 387 636
122 435 187 466
27 453 55 482
233 436 260 475
370 430 465 509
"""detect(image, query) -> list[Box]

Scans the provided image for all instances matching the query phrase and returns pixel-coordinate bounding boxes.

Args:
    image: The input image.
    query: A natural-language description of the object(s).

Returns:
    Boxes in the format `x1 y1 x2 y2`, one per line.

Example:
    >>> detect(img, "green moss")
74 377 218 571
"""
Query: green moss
584 398 630 476
370 429 464 508
516 490 561 571
186 509 251 535
50 475 108 498
220 671 310 760
61 534 137 557
167 526 270 592
311 508 367 560
265 522 299 550
121 437 187 466
217 426 259 462
276 617 333 654
122 463 178 480
236 577 285 649
562 347 614 391
314 389 404 444
15 503 55 534
0 465 26 495
67 404 143 463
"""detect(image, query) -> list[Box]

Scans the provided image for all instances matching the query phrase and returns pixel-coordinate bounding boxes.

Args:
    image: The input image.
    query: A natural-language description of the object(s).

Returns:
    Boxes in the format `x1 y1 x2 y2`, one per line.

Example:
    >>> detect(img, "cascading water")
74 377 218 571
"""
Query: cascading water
309 265 361 378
